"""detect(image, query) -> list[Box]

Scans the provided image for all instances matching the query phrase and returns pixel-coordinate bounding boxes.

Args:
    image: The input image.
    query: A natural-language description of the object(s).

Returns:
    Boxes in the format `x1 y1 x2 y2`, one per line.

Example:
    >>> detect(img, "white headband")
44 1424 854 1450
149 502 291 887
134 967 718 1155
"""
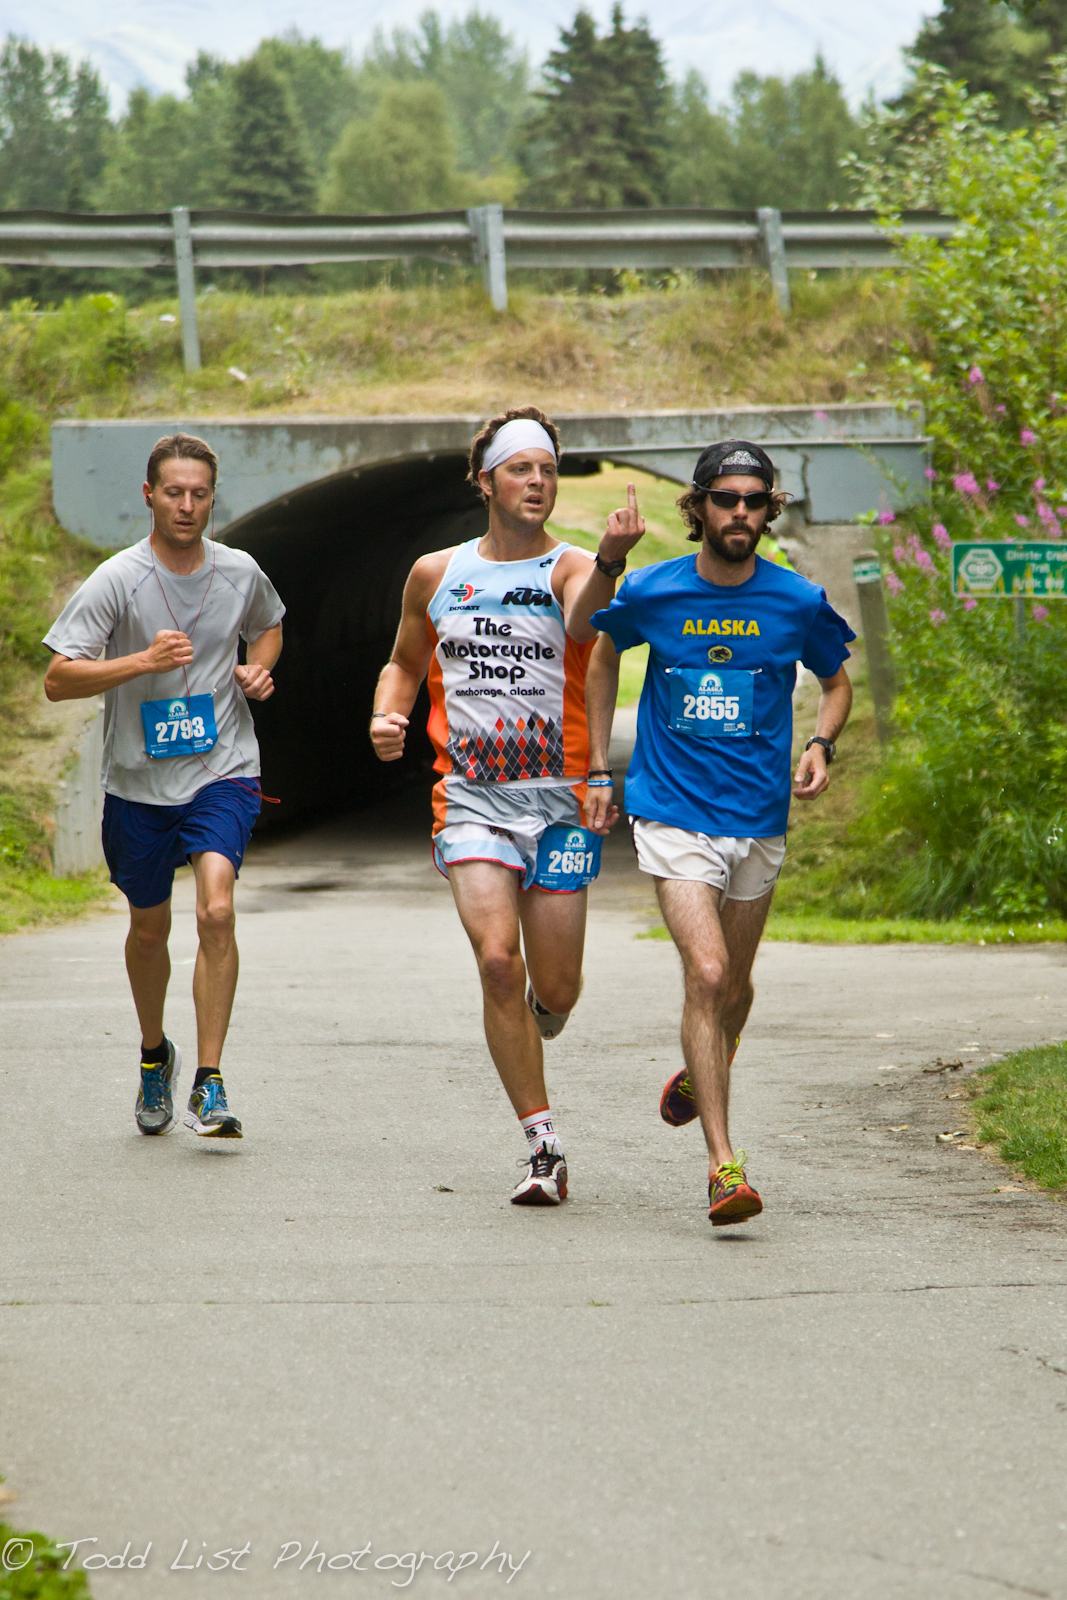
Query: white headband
481 419 557 474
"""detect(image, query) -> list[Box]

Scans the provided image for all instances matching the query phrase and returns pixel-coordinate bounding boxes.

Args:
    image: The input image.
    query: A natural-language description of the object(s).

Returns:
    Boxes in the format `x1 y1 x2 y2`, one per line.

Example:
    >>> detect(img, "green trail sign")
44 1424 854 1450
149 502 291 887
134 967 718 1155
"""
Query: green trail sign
951 540 1067 598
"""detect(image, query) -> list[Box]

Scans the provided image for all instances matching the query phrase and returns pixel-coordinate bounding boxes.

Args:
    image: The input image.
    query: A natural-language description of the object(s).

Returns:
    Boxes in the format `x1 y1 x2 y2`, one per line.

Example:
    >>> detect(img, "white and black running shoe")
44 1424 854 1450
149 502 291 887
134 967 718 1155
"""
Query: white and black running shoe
526 984 570 1041
511 1140 568 1205
135 1039 181 1135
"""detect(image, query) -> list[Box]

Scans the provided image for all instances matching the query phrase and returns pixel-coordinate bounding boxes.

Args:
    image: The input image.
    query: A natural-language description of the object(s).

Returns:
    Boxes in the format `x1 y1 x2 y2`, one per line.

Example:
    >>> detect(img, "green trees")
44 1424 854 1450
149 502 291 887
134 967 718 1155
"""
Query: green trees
726 58 859 209
523 6 671 207
903 0 1066 127
222 58 313 211
359 11 530 179
320 82 477 212
0 39 109 209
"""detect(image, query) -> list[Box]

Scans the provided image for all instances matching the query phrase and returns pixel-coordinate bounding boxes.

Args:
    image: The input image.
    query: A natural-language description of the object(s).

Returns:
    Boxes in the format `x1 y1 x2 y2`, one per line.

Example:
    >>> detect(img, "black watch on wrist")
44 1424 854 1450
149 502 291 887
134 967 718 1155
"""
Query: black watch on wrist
595 552 627 578
805 735 835 765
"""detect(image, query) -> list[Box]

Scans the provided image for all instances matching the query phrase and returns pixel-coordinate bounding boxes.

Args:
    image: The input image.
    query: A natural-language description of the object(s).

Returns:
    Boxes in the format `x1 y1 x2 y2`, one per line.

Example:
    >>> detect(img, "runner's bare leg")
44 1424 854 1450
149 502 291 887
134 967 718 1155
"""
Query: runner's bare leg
190 851 239 1072
655 879 774 1169
125 899 172 1050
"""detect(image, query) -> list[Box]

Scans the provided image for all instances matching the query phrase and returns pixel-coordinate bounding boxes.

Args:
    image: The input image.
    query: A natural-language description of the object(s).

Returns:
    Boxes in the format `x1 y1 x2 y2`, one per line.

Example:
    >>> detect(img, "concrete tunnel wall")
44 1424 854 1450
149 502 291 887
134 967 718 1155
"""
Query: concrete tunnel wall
223 454 486 823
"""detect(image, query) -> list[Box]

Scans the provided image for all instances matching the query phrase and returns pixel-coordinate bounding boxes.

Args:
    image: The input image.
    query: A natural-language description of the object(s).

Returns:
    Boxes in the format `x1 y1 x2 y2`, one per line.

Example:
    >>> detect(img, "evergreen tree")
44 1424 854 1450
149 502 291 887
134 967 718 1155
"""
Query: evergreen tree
251 33 360 178
904 0 1048 126
0 37 110 209
522 6 671 207
222 58 314 212
320 81 479 212
97 57 232 211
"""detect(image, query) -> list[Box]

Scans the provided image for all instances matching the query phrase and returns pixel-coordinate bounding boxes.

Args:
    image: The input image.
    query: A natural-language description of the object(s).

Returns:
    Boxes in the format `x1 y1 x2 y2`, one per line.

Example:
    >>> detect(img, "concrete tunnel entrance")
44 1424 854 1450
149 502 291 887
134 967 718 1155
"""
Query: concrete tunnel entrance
221 451 598 825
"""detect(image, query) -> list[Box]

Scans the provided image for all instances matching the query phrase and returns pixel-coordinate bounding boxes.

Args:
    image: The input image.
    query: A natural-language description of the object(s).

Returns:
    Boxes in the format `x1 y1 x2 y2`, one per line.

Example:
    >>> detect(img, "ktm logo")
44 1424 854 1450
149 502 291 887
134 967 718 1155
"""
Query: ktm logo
450 583 483 603
502 588 553 607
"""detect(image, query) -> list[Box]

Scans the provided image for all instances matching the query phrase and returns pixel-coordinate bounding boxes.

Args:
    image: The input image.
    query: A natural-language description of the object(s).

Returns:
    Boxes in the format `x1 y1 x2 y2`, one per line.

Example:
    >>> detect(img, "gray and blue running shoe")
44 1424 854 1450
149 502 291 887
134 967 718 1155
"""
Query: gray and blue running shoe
135 1039 181 1135
184 1075 242 1139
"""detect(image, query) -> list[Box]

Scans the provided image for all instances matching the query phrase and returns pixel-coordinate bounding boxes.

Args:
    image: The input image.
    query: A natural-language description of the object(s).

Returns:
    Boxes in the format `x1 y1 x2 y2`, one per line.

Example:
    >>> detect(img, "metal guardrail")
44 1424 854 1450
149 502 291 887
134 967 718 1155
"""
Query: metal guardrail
0 203 955 369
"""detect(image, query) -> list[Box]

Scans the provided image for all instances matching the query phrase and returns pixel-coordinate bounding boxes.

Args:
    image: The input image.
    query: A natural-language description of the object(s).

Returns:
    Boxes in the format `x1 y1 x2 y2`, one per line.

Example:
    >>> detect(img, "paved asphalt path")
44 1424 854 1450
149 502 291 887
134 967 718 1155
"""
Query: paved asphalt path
3 783 1067 1600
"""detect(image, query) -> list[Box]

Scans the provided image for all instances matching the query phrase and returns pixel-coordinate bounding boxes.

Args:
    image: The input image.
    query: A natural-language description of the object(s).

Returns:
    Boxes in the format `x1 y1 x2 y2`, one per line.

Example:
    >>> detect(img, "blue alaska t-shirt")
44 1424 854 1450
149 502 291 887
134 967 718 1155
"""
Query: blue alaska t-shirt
591 553 855 838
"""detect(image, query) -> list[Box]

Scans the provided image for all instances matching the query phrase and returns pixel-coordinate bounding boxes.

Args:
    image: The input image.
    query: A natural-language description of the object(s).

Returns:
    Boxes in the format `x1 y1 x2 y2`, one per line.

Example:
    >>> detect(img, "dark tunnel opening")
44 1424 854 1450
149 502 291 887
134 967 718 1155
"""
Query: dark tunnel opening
222 451 599 827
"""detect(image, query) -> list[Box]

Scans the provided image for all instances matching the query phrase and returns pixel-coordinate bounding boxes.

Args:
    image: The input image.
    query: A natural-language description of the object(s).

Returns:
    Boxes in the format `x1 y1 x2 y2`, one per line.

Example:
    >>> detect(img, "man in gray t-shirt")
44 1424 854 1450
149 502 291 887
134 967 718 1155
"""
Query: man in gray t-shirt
44 432 284 1142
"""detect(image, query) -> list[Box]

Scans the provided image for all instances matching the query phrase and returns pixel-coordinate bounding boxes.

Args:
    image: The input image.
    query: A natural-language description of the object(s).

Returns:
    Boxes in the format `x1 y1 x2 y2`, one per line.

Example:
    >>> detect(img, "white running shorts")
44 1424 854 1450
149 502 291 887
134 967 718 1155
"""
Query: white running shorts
631 818 786 901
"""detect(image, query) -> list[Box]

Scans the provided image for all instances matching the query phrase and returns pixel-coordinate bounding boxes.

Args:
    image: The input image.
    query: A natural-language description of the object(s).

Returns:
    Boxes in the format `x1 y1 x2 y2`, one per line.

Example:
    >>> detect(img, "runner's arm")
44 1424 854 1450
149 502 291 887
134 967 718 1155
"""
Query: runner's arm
236 622 283 702
793 664 853 800
370 554 447 763
44 631 195 701
565 482 646 642
583 633 622 834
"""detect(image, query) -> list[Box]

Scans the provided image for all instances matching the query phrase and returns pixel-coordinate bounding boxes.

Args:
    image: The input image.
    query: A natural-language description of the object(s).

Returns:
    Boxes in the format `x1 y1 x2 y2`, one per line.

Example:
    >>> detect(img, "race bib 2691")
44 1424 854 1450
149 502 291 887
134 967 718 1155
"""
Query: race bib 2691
534 824 602 892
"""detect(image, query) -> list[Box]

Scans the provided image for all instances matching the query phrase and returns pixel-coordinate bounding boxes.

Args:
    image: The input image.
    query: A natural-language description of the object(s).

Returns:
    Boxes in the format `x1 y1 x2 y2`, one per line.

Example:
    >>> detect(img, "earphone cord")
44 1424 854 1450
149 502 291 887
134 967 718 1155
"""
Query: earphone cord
149 530 280 805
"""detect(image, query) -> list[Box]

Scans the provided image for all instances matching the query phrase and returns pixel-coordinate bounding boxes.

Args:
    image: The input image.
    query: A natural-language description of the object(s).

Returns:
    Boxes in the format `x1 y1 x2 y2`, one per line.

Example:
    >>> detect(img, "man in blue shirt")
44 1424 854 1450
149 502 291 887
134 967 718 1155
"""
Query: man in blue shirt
570 441 854 1226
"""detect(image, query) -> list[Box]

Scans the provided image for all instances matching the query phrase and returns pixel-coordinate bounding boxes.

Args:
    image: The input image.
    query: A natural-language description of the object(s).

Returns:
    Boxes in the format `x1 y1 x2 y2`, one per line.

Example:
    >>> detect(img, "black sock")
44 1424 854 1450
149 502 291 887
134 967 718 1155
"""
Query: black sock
141 1039 168 1067
193 1066 221 1089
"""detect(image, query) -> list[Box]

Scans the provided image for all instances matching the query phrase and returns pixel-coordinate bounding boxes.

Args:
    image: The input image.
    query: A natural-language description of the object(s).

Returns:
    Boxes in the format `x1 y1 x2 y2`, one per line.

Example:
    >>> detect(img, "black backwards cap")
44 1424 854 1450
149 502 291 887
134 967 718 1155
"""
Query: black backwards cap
692 439 775 491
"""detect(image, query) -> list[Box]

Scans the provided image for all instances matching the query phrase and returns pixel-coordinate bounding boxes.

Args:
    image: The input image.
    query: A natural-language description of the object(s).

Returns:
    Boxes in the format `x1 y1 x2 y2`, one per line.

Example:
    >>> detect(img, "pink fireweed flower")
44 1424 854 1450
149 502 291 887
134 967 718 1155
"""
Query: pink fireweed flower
953 472 980 495
1038 503 1057 525
915 549 935 572
929 608 947 625
1058 507 1067 519
986 479 1000 493
878 509 896 525
967 365 984 385
995 404 1007 414
924 466 937 481
1034 478 1047 492
893 545 906 564
963 597 978 611
814 410 828 422
1021 429 1037 445
1034 605 1050 624
932 523 952 552
1015 515 1030 528
886 571 904 596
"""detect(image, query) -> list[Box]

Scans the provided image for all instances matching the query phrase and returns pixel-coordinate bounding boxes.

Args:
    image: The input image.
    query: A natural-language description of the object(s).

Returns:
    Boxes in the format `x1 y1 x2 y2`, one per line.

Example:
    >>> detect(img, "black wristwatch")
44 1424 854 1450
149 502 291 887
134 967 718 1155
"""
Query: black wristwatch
805 735 836 764
595 552 627 578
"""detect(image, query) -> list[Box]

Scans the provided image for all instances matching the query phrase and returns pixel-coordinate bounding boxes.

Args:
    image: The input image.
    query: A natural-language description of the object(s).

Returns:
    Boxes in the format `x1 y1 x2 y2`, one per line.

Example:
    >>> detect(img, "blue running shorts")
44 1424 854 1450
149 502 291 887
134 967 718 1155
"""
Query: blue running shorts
102 779 262 909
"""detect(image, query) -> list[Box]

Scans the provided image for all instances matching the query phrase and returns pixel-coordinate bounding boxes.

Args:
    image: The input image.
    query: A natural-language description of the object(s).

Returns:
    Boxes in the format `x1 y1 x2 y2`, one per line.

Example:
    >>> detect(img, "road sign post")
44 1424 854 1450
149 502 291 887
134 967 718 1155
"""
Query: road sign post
852 551 896 746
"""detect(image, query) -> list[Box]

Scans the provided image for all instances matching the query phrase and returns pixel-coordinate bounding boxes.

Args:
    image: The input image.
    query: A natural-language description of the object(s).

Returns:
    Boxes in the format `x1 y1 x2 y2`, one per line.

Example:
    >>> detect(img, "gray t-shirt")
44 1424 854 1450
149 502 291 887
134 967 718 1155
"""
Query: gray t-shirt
44 537 285 805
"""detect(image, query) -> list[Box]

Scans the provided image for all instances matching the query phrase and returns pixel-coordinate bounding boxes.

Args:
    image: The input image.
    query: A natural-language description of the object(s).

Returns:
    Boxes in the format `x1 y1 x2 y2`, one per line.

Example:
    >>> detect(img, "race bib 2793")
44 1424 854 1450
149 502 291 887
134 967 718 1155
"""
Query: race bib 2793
140 694 218 760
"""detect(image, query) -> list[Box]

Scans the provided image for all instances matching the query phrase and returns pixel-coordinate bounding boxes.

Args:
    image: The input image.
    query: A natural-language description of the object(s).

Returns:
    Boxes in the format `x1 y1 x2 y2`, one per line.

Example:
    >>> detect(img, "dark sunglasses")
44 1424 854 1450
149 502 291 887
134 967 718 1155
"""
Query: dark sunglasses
701 488 772 511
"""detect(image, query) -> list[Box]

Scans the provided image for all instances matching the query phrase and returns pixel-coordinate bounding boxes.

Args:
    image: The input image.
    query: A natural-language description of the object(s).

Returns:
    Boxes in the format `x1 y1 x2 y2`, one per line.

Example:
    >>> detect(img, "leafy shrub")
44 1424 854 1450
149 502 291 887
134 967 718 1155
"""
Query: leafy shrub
0 1523 89 1598
839 65 1067 919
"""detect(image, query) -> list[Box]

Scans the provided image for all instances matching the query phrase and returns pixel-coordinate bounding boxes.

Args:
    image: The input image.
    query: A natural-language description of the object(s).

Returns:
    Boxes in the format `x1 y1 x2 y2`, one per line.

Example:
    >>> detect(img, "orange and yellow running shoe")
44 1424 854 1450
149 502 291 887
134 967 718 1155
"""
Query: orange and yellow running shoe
708 1150 762 1227
659 1039 740 1127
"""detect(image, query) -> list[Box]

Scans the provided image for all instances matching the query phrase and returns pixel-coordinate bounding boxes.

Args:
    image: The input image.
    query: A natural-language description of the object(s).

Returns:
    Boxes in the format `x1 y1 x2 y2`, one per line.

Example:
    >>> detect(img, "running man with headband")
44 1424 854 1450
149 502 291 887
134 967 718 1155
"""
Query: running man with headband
371 407 614 1206
44 432 284 1140
568 439 854 1225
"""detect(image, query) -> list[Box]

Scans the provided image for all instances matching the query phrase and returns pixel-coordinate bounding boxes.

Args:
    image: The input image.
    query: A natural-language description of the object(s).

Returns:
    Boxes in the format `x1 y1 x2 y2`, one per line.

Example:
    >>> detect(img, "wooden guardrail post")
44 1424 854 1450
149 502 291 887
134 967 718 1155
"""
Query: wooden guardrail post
170 207 201 373
853 551 896 746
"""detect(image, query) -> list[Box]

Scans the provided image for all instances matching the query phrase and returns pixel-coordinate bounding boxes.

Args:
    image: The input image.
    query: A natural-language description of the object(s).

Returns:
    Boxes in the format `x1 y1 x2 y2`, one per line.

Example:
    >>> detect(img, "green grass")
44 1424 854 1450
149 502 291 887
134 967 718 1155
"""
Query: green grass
972 1042 1067 1190
638 915 1067 944
0 273 906 423
0 461 112 929
0 1521 90 1598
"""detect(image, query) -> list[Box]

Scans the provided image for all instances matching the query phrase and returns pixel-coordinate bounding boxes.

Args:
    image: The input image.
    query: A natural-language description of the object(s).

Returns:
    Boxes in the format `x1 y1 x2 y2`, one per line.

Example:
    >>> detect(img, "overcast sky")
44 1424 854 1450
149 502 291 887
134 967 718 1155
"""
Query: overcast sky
0 0 940 109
